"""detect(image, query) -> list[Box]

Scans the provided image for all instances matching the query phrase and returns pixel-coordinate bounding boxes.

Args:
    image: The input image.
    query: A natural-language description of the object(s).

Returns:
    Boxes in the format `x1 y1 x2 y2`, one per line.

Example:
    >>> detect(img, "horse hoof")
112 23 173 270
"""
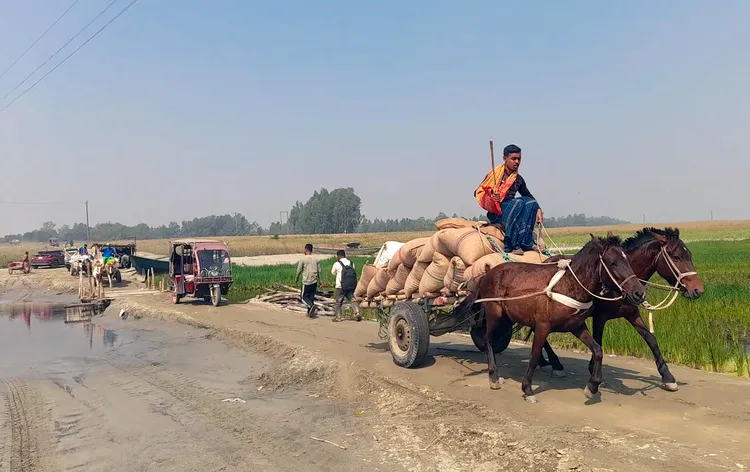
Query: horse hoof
583 385 598 400
552 369 566 378
489 378 504 390
524 395 538 404
662 382 679 392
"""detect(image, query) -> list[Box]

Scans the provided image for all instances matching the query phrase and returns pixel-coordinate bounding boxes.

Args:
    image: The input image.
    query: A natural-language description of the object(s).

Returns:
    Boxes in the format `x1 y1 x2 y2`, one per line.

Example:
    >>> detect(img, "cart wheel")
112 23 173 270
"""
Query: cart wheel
211 286 221 307
387 302 430 368
115 271 122 284
172 293 180 304
470 325 513 353
8 267 12 275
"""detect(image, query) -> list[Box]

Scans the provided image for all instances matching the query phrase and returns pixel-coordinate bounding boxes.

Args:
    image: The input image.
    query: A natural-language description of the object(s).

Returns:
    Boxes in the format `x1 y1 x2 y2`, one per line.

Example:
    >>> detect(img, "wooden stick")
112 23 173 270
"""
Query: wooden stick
309 436 346 450
489 140 498 189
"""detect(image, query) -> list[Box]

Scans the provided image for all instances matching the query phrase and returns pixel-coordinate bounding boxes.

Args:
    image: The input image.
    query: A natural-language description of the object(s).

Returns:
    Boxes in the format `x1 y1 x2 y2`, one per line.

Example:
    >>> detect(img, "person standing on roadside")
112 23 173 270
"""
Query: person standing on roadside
295 244 321 318
331 250 362 322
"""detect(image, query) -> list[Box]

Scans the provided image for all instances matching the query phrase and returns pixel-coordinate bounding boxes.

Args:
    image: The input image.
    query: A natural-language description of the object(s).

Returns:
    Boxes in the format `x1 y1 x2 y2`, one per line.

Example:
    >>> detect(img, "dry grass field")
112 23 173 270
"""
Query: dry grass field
2 220 749 264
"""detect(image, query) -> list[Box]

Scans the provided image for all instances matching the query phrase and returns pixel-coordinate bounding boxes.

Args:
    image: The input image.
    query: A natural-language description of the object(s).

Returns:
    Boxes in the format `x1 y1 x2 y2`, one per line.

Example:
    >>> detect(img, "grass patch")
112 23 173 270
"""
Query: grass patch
227 256 374 302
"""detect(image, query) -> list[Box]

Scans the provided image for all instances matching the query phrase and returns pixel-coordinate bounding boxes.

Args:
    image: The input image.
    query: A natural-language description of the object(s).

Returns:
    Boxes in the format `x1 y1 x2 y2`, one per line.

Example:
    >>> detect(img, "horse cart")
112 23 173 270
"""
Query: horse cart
169 239 233 306
366 293 513 368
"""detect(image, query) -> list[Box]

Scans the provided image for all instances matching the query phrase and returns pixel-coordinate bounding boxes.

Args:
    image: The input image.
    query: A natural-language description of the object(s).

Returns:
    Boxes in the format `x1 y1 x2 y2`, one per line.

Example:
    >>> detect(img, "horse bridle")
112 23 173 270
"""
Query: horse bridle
655 245 698 291
597 247 638 296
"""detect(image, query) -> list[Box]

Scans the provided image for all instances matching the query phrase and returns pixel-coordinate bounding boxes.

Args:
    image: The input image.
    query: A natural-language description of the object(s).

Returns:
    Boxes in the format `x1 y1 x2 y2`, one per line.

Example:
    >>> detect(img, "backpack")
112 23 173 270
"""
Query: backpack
339 260 358 291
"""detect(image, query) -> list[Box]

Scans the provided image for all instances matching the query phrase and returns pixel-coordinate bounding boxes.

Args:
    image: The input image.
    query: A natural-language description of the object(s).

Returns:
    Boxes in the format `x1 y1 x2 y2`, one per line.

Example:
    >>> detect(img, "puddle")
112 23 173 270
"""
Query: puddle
0 302 117 377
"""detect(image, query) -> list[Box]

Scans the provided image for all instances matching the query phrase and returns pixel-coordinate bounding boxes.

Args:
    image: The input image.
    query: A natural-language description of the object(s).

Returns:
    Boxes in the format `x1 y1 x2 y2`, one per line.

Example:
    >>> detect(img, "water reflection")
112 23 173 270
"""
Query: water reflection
1 302 117 350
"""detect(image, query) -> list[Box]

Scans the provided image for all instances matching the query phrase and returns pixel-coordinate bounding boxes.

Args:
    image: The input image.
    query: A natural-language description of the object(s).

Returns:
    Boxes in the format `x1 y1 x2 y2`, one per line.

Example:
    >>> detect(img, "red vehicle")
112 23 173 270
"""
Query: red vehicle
31 250 65 268
7 261 31 274
169 239 232 306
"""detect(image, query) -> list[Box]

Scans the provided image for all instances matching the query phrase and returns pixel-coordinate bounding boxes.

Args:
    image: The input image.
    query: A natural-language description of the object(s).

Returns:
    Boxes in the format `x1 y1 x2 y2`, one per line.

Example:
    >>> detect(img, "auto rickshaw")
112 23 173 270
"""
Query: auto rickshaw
169 239 233 306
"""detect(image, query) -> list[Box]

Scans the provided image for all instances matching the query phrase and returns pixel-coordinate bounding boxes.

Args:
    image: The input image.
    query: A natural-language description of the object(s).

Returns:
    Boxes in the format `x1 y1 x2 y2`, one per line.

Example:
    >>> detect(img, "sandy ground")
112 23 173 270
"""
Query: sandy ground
1 268 749 471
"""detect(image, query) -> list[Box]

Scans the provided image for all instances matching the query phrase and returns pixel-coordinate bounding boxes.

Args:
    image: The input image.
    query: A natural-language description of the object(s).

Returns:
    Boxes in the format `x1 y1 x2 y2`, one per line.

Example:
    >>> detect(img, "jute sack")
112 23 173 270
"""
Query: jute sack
416 236 436 263
479 224 505 246
366 267 392 298
419 252 451 296
507 250 548 264
464 253 507 292
443 256 467 293
403 261 429 298
354 264 378 298
385 264 411 295
432 227 498 266
434 217 482 230
388 237 429 271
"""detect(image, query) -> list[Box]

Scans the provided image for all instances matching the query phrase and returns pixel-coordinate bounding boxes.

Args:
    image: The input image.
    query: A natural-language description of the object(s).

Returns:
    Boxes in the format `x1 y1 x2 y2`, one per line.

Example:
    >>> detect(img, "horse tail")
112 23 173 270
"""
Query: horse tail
521 325 533 343
454 289 480 321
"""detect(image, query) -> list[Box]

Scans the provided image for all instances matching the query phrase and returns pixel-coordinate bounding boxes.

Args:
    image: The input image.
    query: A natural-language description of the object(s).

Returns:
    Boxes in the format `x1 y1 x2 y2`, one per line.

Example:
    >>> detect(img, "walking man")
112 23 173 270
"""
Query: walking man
331 250 362 322
295 244 321 318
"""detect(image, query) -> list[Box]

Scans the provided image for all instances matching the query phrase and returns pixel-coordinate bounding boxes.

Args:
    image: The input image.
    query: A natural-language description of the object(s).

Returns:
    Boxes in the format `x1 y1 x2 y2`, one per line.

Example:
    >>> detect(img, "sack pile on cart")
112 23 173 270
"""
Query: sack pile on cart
355 218 548 306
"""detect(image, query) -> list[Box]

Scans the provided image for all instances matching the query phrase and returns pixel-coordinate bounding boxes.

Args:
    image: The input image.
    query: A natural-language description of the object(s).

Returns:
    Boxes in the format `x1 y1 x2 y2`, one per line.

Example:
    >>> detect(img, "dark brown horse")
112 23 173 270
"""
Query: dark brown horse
535 227 704 391
456 233 646 403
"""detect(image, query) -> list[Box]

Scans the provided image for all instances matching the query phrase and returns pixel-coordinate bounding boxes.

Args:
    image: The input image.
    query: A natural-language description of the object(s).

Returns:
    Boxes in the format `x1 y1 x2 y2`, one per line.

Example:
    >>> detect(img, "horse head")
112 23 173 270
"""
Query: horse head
648 228 704 300
586 231 646 306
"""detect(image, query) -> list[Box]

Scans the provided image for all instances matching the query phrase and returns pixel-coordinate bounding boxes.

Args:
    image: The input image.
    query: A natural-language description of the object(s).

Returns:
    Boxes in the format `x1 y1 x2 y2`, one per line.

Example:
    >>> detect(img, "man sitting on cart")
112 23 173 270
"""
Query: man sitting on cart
474 143 544 255
100 246 116 268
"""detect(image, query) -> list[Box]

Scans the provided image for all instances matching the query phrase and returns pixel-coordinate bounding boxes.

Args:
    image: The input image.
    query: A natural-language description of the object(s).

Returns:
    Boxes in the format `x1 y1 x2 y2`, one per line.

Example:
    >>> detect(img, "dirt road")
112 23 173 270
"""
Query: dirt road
2 269 749 471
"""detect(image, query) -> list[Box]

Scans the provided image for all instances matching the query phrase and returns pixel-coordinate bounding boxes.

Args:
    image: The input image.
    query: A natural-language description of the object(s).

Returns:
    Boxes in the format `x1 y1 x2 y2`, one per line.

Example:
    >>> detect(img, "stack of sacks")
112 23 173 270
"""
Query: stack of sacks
358 217 548 301
383 237 429 297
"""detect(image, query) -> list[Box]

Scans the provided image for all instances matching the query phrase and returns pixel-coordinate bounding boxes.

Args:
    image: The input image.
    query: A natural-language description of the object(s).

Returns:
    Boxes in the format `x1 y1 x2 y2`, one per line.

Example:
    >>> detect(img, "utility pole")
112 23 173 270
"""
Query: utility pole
711 210 713 221
85 200 90 241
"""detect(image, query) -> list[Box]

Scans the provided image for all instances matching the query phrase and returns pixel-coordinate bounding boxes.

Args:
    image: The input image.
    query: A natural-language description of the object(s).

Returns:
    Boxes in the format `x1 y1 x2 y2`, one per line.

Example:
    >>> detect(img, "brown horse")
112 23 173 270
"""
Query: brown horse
456 233 646 403
535 227 704 391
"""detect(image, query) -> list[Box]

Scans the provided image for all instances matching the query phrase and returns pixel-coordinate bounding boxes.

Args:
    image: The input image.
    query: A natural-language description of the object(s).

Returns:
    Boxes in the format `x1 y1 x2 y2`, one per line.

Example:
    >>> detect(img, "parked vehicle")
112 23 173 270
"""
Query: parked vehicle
64 248 79 271
48 237 60 247
169 239 232 306
30 250 65 268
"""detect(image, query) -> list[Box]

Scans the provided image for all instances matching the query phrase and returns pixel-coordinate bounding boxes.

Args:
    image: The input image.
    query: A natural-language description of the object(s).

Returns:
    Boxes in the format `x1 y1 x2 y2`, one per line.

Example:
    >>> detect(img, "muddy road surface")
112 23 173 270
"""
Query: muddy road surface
0 297 404 472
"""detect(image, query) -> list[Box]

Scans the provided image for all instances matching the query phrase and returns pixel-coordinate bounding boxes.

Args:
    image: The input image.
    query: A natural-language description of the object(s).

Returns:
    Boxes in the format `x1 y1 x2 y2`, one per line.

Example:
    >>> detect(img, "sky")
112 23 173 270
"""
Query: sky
0 0 748 236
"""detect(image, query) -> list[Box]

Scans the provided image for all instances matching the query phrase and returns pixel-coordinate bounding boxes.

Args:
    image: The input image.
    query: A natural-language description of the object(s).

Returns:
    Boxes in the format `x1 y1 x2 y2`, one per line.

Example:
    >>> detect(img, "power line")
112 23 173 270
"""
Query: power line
0 0 139 114
0 0 119 104
0 0 81 83
0 200 79 205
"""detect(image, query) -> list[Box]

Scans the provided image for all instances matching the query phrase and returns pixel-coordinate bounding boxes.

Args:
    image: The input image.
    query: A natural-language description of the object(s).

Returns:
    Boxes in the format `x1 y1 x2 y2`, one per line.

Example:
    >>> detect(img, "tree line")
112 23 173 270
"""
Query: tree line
3 188 630 243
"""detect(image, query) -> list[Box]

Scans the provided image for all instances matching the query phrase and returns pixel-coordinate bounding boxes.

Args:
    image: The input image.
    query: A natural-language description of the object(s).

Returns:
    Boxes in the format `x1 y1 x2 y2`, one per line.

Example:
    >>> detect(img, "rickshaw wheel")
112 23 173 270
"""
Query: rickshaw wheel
172 293 180 304
211 286 221 307
8 267 13 275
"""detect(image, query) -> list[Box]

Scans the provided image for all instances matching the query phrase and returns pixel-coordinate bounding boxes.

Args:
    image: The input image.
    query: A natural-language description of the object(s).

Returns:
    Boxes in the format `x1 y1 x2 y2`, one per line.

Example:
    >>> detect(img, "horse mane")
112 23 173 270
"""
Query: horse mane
623 227 681 251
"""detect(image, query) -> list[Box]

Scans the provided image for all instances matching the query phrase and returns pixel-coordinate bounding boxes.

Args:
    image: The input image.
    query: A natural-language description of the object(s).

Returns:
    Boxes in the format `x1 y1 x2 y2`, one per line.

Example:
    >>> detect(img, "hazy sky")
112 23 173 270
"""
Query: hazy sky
1 1 748 236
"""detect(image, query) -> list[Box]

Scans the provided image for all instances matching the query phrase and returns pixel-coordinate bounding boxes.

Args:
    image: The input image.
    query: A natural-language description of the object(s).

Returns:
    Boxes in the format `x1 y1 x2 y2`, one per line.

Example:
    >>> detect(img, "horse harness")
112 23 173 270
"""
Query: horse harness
473 251 636 315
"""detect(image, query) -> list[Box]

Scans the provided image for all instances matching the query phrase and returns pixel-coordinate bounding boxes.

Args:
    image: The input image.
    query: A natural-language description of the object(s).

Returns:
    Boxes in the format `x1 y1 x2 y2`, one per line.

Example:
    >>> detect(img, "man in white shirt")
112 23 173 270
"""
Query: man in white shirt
331 250 362 322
